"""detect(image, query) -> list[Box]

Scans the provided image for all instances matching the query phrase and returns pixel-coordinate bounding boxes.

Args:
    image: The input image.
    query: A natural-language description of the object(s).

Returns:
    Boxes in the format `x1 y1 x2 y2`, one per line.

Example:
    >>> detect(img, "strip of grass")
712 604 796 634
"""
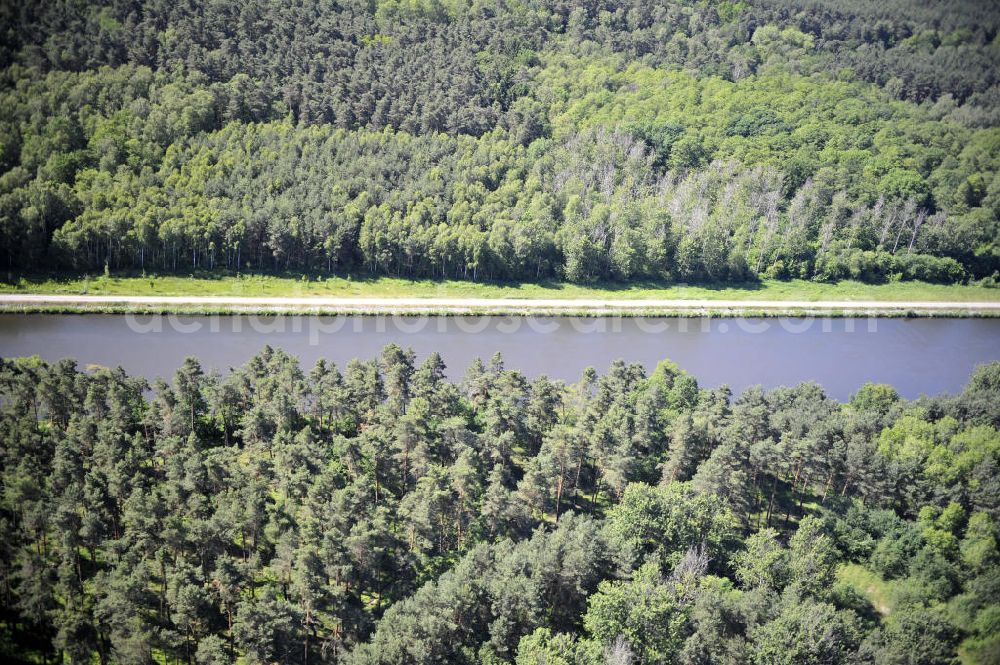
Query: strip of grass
5 304 995 317
1 272 998 302
837 563 896 617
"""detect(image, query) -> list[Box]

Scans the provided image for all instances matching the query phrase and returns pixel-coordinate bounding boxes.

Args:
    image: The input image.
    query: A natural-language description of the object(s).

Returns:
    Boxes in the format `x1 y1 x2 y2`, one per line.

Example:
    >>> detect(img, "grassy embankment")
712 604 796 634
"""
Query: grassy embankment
1 273 998 316
2 272 998 300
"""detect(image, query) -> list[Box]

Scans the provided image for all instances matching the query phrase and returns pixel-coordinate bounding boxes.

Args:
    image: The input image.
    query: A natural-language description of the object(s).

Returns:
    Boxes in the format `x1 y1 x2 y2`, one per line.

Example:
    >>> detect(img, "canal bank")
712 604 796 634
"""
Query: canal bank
2 293 1000 317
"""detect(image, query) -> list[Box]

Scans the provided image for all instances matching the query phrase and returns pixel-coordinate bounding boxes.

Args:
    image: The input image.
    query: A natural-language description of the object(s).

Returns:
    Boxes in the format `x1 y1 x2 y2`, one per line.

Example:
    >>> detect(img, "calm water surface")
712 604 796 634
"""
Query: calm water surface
1 314 998 400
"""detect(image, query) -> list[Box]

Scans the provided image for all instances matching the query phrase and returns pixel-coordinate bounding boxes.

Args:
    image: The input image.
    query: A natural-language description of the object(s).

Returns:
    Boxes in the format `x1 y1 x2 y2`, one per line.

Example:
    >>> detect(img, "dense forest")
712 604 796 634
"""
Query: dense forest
0 0 999 284
1 347 999 663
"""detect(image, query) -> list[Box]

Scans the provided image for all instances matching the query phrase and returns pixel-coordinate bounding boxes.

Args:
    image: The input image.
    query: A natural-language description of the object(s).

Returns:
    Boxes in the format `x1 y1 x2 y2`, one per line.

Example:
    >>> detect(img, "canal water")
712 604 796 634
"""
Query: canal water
1 314 998 400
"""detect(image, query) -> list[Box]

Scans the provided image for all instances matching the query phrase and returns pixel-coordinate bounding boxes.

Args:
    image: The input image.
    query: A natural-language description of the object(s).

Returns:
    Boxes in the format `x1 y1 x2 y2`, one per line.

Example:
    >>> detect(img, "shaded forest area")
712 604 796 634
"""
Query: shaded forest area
1 347 999 663
0 0 998 284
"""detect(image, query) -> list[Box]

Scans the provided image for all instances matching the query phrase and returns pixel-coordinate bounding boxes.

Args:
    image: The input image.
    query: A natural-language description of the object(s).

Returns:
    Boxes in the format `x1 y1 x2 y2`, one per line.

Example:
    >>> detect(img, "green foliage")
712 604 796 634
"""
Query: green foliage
861 606 959 665
605 482 739 571
788 516 840 598
0 0 995 284
748 599 863 665
734 528 789 592
583 561 690 663
514 628 601 665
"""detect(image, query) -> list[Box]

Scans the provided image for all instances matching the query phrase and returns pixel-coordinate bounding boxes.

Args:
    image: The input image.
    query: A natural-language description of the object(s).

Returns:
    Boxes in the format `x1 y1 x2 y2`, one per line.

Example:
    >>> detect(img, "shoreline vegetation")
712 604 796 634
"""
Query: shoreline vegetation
1 274 998 317
2 1 998 296
2 350 999 664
